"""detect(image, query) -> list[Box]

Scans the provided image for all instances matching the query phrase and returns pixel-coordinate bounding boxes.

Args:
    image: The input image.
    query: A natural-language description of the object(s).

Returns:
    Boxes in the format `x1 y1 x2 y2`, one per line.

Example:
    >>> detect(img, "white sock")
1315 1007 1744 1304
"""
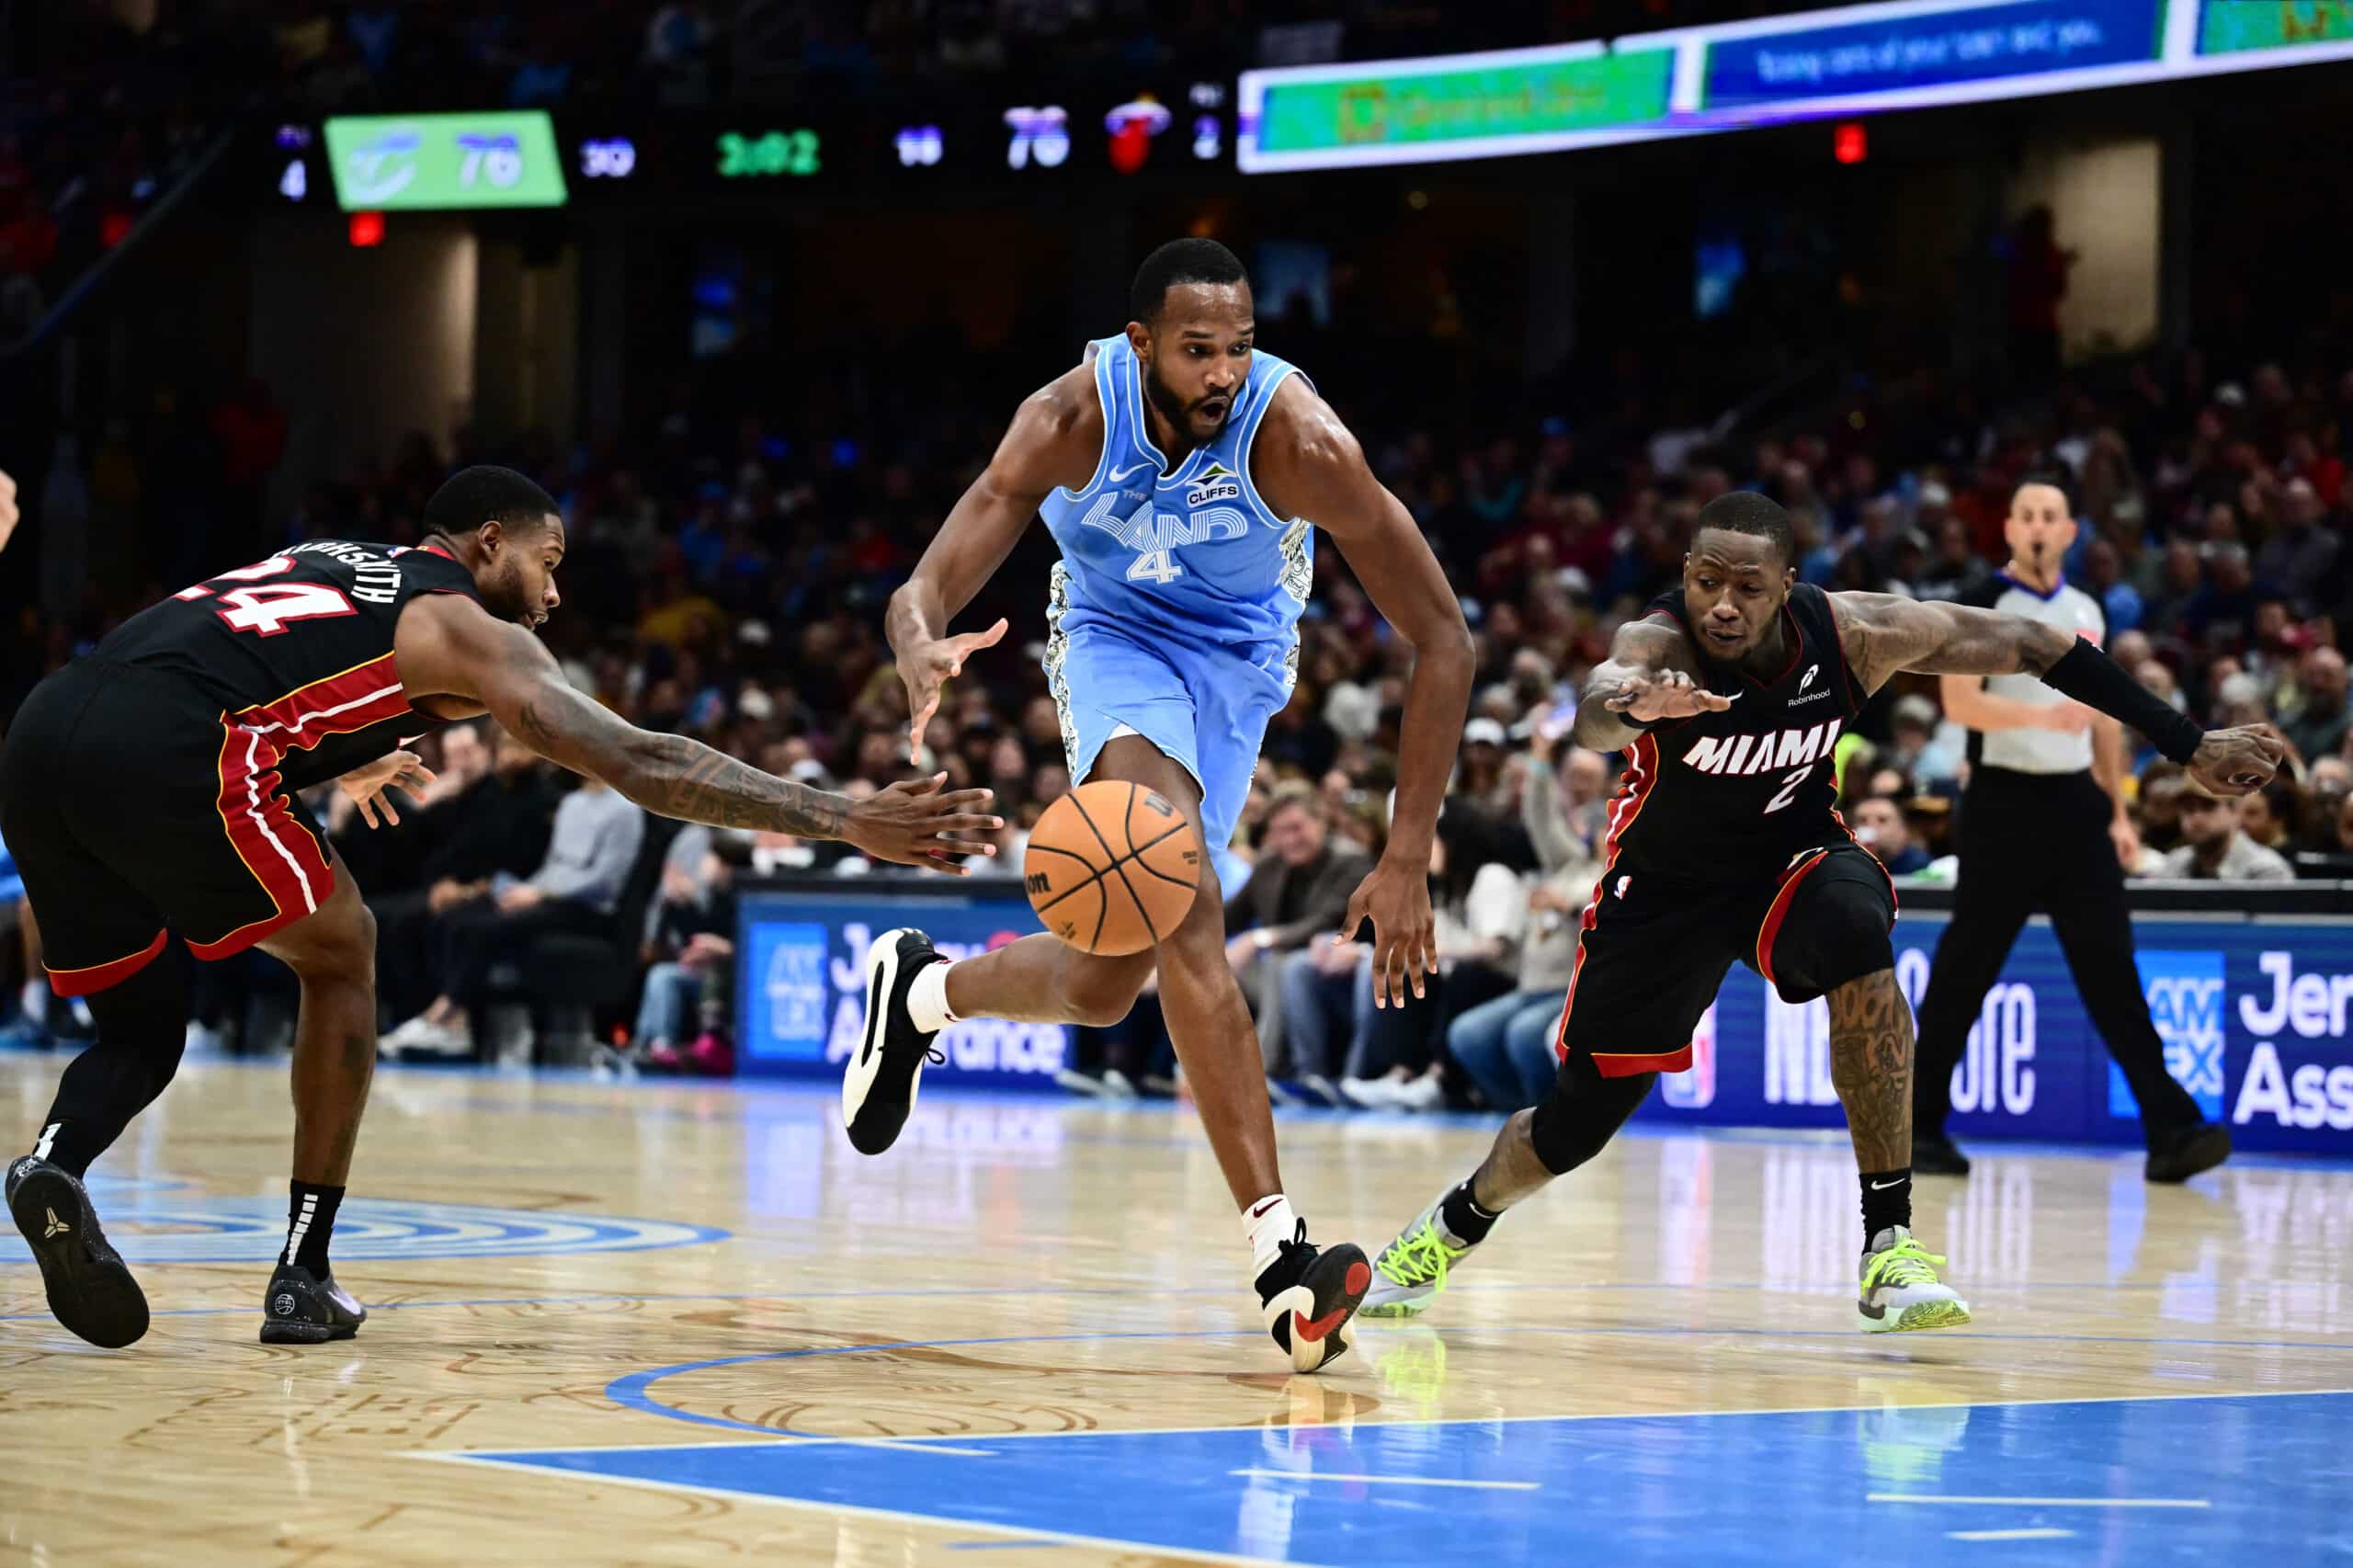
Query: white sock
906 960 960 1035
1245 1193 1298 1278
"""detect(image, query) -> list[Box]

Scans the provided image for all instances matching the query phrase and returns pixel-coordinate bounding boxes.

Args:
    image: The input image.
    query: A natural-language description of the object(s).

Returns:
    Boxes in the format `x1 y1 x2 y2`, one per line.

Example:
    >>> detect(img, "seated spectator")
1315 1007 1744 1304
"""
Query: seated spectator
1884 694 1962 788
2157 791 2292 882
629 829 741 1075
381 777 648 1056
1851 795 1930 876
2280 647 2351 765
2238 777 2301 853
1222 783 1367 1079
2137 760 2188 853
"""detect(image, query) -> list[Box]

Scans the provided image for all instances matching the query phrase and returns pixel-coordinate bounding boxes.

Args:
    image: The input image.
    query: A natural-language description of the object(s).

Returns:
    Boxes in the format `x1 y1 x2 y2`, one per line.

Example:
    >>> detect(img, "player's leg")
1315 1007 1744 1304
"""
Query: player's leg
1763 849 1969 1332
1909 791 2037 1176
2040 812 2226 1182
1363 873 1723 1318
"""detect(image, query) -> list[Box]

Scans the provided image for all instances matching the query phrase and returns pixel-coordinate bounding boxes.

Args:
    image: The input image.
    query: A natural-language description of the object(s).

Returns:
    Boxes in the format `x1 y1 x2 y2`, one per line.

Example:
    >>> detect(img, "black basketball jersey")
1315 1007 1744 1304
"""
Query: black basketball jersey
96 540 487 790
1604 582 1868 881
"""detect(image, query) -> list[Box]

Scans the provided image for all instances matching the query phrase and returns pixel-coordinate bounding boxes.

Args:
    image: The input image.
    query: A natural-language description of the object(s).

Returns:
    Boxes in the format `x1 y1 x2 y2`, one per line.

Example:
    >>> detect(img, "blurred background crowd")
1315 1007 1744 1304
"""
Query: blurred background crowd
4 0 2350 1114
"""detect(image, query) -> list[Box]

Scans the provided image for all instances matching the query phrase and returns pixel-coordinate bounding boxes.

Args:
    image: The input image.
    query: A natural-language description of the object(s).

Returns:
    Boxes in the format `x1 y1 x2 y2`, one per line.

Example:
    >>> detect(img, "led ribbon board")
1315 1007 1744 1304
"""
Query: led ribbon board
1240 0 2353 172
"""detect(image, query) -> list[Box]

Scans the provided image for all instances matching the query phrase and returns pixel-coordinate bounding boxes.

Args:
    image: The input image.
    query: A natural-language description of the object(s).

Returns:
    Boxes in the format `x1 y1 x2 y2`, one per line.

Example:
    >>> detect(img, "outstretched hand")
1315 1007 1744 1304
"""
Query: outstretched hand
901 619 1010 762
2187 725 2287 798
1338 857 1438 1009
337 750 437 829
846 773 1004 874
1597 668 1733 724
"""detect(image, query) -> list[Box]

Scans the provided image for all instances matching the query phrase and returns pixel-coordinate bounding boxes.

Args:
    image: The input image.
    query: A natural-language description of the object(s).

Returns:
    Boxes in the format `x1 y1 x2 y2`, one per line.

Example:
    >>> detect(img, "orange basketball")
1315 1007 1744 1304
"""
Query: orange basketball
1023 781 1204 955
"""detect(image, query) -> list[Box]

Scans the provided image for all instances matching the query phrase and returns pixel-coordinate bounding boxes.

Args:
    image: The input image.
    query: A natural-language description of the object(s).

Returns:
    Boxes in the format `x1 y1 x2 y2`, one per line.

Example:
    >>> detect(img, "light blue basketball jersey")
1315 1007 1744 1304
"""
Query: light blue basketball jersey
1033 335 1316 860
1039 334 1314 653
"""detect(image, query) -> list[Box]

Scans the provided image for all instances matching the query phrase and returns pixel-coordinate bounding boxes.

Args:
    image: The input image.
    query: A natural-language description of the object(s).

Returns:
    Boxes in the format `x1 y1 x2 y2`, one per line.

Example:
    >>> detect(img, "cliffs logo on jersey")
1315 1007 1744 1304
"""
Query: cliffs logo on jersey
1185 461 1243 510
1683 719 1844 777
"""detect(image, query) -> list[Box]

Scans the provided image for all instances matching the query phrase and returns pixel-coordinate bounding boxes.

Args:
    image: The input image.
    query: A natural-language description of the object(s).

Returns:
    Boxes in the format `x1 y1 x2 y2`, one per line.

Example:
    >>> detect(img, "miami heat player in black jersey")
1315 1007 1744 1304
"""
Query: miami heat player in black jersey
10 537 486 977
2 466 999 1354
1360 490 2281 1337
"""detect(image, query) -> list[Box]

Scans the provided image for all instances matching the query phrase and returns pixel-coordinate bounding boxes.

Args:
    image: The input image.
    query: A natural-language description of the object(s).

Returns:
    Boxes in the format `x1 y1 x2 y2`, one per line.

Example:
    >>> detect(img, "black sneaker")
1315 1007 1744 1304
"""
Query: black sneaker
2145 1121 2231 1184
259 1262 368 1344
842 928 948 1156
1913 1131 1972 1177
6 1155 149 1348
1255 1221 1371 1374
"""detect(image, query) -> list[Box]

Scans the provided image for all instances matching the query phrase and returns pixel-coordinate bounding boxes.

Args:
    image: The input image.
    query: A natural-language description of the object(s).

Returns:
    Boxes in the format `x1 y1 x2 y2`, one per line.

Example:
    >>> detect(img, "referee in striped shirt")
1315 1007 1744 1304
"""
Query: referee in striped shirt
1912 477 2232 1183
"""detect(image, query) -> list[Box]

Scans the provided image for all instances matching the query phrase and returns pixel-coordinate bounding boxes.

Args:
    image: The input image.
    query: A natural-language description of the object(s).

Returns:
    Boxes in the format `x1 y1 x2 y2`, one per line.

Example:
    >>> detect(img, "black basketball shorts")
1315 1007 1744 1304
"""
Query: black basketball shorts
1554 842 1897 1079
1 658 336 995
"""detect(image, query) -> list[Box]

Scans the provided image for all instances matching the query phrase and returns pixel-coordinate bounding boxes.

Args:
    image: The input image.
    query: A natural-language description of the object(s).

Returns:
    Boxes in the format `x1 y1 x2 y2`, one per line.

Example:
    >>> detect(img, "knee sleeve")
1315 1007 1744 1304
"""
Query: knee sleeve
1769 865 1897 1003
1527 1049 1656 1176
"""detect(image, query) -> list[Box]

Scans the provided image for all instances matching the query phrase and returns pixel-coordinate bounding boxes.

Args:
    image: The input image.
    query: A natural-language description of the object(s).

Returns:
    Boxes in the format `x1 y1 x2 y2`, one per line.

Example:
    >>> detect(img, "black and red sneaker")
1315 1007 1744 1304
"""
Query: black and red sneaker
1255 1221 1371 1374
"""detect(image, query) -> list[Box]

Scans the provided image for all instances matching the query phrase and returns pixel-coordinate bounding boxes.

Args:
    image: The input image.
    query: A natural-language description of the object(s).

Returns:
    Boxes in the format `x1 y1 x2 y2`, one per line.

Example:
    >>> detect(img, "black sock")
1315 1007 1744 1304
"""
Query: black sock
284 1181 345 1275
1860 1167 1911 1246
28 1120 101 1179
1438 1179 1500 1245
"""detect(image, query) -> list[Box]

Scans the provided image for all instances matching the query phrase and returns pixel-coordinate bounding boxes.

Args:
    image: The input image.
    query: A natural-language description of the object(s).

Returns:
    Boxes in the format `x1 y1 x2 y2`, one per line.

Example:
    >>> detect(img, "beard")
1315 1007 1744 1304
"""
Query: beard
1142 361 1228 440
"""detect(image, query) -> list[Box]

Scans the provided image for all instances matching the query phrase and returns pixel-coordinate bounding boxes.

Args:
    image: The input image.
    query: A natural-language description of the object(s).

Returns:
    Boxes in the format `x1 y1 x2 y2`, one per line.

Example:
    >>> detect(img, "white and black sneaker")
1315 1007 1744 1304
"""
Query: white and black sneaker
259 1261 368 1345
842 928 949 1156
6 1155 149 1348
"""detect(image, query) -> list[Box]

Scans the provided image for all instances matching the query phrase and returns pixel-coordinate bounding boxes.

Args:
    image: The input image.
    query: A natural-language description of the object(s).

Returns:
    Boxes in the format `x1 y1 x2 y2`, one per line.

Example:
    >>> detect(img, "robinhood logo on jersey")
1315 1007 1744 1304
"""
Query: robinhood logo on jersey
2115 950 2224 1121
1185 461 1242 509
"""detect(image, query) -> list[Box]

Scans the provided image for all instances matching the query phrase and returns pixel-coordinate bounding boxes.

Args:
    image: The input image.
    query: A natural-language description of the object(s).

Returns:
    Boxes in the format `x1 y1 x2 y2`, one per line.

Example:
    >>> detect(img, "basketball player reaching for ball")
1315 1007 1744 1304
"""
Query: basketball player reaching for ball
1358 492 2282 1333
862 239 1474 1371
2 466 996 1350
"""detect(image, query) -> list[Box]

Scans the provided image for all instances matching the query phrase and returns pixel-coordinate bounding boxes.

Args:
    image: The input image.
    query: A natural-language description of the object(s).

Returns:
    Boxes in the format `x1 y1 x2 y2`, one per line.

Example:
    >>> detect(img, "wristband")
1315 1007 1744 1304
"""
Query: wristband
2041 637 2203 765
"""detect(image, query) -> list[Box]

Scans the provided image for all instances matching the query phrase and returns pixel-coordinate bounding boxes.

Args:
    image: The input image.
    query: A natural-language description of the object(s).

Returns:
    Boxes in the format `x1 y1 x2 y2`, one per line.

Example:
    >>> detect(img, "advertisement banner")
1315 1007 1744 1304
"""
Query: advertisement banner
1699 0 2165 116
1244 46 1677 170
323 112 568 210
736 889 1070 1088
2199 0 2353 53
1632 912 2353 1153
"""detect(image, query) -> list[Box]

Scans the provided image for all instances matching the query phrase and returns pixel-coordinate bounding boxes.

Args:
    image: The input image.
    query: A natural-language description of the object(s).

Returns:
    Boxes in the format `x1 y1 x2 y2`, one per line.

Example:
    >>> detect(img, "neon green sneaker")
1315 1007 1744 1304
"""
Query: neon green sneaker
1360 1199 1480 1319
1858 1226 1972 1334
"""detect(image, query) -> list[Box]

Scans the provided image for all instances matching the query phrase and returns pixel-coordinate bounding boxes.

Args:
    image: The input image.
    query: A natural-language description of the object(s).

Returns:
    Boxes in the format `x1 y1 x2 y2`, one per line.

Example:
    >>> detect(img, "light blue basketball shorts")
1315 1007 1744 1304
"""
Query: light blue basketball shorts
1043 613 1293 862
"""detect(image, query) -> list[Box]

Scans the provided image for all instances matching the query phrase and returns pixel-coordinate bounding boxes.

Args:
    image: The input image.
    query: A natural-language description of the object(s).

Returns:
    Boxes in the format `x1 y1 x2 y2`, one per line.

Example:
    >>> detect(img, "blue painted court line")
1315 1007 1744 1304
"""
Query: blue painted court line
602 1327 2353 1439
449 1390 2353 1567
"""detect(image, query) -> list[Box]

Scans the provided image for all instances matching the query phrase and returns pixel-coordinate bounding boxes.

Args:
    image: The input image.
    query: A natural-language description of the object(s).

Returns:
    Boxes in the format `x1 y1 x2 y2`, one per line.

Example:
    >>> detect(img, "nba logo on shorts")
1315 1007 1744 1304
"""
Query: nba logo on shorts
2120 950 2225 1119
1661 1004 1717 1109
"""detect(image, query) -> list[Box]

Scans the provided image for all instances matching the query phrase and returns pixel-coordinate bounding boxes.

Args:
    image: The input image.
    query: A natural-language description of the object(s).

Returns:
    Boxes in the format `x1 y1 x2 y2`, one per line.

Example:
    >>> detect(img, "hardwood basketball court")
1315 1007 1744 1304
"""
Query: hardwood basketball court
3 1054 2346 1564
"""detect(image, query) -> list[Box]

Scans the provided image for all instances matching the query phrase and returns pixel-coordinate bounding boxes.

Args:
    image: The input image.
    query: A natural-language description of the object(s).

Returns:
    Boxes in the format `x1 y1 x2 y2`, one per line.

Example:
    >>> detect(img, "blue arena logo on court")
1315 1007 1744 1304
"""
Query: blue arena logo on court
55 1187 725 1265
2122 949 2226 1119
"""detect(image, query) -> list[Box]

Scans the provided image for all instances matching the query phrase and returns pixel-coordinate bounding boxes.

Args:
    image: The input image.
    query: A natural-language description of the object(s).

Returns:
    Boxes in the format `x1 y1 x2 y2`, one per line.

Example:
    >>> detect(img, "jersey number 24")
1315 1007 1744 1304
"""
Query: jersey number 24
174 556 357 638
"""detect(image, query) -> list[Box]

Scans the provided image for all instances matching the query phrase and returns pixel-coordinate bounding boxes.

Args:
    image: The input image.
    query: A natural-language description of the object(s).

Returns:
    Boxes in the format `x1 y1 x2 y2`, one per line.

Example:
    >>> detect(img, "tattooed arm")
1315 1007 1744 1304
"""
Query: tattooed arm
1829 591 2283 797
395 597 1001 869
1571 617 1728 752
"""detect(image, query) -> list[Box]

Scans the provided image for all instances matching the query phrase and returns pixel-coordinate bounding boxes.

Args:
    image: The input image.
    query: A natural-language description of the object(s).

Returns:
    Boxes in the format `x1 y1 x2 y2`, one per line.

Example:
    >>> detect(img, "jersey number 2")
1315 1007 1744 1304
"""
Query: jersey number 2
175 555 358 638
1763 766 1812 815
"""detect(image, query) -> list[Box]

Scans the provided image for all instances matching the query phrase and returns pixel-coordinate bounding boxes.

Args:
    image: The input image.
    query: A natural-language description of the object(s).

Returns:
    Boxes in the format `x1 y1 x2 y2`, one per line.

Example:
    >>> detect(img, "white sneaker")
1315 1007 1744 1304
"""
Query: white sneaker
1389 1074 1443 1112
1858 1225 1972 1333
1360 1195 1483 1319
1099 1068 1140 1099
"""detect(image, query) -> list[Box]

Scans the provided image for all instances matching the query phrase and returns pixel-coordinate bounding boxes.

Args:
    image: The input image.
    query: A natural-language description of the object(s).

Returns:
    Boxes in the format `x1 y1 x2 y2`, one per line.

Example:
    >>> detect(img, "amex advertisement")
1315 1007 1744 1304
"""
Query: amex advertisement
737 889 1069 1088
1637 911 2353 1154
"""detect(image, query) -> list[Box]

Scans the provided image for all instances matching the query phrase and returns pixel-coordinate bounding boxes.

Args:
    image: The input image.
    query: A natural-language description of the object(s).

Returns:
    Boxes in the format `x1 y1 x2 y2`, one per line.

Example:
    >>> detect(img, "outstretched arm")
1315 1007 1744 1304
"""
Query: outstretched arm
1831 592 2283 796
886 361 1103 755
1571 617 1729 752
396 598 1001 869
1256 377 1473 1006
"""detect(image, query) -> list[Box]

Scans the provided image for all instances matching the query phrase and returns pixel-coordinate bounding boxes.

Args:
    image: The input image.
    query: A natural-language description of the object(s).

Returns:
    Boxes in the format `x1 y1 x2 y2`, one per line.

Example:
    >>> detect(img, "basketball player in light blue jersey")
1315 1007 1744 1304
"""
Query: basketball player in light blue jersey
853 239 1474 1371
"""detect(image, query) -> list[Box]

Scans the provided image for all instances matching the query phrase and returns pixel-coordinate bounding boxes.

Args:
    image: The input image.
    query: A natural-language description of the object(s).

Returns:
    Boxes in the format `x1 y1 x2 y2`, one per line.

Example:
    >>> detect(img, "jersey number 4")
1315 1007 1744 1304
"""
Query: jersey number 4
174 555 357 637
1125 549 1183 585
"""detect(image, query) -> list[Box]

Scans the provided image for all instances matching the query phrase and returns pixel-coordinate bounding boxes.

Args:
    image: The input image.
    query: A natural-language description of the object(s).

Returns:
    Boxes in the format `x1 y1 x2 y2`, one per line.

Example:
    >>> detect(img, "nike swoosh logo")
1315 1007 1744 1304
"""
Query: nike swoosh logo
1870 1177 1906 1190
1106 461 1154 484
858 960 886 1067
1249 1199 1281 1219
1722 691 1743 703
1293 1304 1350 1343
